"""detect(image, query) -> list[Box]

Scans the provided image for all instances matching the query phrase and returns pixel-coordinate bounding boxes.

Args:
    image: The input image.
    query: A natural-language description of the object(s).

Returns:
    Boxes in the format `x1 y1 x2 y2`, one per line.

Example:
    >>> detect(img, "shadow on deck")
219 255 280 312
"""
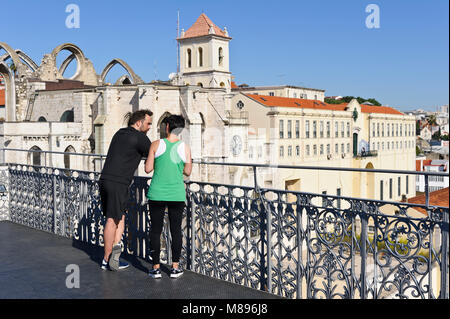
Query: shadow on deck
0 221 282 299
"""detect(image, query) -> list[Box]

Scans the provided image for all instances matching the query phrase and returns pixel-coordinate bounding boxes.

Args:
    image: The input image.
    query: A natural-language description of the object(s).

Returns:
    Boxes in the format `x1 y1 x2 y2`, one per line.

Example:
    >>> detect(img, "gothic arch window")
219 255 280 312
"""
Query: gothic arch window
64 145 76 170
187 49 192 68
28 146 42 166
60 109 74 122
38 116 47 122
198 47 203 67
218 47 224 66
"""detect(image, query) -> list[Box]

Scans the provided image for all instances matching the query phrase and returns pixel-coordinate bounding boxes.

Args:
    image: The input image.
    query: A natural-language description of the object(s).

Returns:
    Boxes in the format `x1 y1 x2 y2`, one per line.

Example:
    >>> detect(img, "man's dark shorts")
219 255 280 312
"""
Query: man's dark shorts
99 179 129 221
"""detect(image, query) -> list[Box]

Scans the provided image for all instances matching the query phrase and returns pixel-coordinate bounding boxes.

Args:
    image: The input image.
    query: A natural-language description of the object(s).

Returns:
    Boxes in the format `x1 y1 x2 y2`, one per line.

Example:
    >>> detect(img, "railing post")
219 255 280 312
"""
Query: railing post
441 210 449 299
190 187 196 272
253 165 272 294
52 174 58 235
360 213 368 299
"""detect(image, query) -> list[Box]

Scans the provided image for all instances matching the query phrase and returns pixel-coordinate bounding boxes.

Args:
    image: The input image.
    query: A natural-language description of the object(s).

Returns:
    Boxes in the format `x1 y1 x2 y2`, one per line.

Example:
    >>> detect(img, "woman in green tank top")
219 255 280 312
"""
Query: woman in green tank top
144 115 192 279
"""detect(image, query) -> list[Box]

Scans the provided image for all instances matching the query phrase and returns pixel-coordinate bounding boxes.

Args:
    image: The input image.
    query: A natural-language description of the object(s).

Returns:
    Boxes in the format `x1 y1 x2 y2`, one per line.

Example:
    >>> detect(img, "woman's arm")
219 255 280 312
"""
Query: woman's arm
144 140 158 174
183 144 192 176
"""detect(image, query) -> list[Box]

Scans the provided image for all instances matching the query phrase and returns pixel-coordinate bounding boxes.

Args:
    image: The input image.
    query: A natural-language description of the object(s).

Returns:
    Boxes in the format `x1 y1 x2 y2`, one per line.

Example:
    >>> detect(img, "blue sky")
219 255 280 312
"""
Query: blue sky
1 0 448 111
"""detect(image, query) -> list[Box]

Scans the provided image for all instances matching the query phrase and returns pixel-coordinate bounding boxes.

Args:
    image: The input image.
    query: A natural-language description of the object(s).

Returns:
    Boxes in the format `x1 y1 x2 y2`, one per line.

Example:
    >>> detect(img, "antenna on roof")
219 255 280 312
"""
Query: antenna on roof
177 10 180 74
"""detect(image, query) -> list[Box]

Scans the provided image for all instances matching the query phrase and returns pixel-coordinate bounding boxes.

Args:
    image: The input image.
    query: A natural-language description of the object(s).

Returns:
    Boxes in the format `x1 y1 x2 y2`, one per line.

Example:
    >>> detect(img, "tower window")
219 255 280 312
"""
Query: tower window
187 49 192 68
218 47 224 66
198 47 203 67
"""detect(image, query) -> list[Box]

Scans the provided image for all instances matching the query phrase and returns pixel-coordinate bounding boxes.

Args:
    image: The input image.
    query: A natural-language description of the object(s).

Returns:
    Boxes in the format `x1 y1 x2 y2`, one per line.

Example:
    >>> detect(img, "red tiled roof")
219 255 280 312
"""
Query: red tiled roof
361 104 404 115
178 13 230 40
0 89 5 106
407 187 449 215
245 94 404 115
246 94 348 111
231 81 238 89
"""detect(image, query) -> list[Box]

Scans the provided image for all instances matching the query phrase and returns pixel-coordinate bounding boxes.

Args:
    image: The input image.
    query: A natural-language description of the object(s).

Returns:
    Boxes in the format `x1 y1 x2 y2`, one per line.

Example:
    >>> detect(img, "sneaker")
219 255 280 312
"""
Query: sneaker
170 267 184 278
101 259 110 270
148 268 162 279
109 244 122 271
101 259 129 270
118 259 129 270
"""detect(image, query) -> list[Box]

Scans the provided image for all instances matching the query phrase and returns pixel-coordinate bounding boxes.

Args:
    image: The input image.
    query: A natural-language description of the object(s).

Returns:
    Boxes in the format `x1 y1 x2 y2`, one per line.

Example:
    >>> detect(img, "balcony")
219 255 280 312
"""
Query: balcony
0 153 448 299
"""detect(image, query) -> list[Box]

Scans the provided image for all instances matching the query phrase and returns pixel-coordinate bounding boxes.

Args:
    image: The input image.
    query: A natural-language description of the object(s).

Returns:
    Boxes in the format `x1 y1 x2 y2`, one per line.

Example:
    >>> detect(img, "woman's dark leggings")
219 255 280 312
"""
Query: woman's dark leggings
148 200 185 265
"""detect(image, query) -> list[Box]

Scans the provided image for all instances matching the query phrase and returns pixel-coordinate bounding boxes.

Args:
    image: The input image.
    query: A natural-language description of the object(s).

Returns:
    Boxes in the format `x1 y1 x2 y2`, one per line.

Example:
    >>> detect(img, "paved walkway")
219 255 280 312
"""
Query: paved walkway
0 221 282 299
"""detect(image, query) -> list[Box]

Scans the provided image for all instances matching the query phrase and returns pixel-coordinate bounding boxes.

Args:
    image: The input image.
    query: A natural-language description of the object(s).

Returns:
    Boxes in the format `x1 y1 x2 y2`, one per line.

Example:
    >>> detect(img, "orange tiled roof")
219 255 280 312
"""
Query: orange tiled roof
407 187 449 215
178 13 230 40
245 94 404 115
246 94 348 111
0 89 5 106
231 81 238 89
361 104 404 115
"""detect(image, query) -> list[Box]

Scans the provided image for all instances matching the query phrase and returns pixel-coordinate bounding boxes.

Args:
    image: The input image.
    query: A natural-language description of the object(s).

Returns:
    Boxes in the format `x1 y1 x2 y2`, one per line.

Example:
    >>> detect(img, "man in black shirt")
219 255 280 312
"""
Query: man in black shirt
99 110 152 271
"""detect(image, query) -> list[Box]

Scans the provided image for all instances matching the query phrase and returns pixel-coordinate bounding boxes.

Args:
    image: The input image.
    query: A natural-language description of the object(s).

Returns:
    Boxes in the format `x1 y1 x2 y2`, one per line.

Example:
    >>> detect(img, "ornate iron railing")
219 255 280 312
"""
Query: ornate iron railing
2 162 449 299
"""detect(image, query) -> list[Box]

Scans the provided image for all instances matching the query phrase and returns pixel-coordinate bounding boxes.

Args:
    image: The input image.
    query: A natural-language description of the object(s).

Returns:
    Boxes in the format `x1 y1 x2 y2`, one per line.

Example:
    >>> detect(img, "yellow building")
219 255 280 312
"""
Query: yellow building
229 93 417 201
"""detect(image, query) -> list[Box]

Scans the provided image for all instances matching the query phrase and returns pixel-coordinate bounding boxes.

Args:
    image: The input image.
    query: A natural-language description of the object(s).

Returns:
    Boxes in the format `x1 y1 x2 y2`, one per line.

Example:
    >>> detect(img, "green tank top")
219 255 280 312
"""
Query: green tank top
147 139 186 202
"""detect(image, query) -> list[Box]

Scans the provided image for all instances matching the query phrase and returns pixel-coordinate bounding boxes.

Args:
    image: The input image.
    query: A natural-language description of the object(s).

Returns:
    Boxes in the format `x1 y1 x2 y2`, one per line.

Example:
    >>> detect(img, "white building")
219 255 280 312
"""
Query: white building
416 158 449 192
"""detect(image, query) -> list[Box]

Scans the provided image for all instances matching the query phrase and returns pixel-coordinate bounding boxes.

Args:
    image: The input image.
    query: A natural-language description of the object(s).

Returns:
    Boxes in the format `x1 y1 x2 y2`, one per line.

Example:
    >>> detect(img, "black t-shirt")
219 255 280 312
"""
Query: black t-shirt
100 127 151 185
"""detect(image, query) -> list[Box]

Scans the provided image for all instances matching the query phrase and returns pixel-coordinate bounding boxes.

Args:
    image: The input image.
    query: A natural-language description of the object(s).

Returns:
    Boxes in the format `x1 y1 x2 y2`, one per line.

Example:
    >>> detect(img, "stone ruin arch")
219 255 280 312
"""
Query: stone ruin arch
0 61 16 121
100 58 144 85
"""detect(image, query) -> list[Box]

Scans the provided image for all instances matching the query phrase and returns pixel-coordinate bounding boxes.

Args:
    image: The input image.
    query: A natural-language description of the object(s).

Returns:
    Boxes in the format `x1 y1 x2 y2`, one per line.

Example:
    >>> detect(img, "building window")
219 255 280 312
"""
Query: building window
377 123 380 137
335 121 338 138
306 145 310 156
313 145 317 155
269 92 275 96
287 146 292 156
389 178 393 199
296 120 300 138
341 122 345 138
320 121 324 138
335 143 339 154
400 124 403 136
306 120 310 138
218 47 224 66
382 123 384 137
380 181 384 201
322 191 327 206
382 142 384 150
341 143 344 153
249 146 253 159
327 121 330 138
313 121 317 138
280 146 284 157
406 176 409 194
327 144 331 155
347 122 350 137
347 143 350 153
198 47 203 67
296 145 300 156
187 49 192 68
387 123 390 137
398 176 401 196
279 120 284 139
288 120 292 138
258 146 262 158
320 144 324 155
